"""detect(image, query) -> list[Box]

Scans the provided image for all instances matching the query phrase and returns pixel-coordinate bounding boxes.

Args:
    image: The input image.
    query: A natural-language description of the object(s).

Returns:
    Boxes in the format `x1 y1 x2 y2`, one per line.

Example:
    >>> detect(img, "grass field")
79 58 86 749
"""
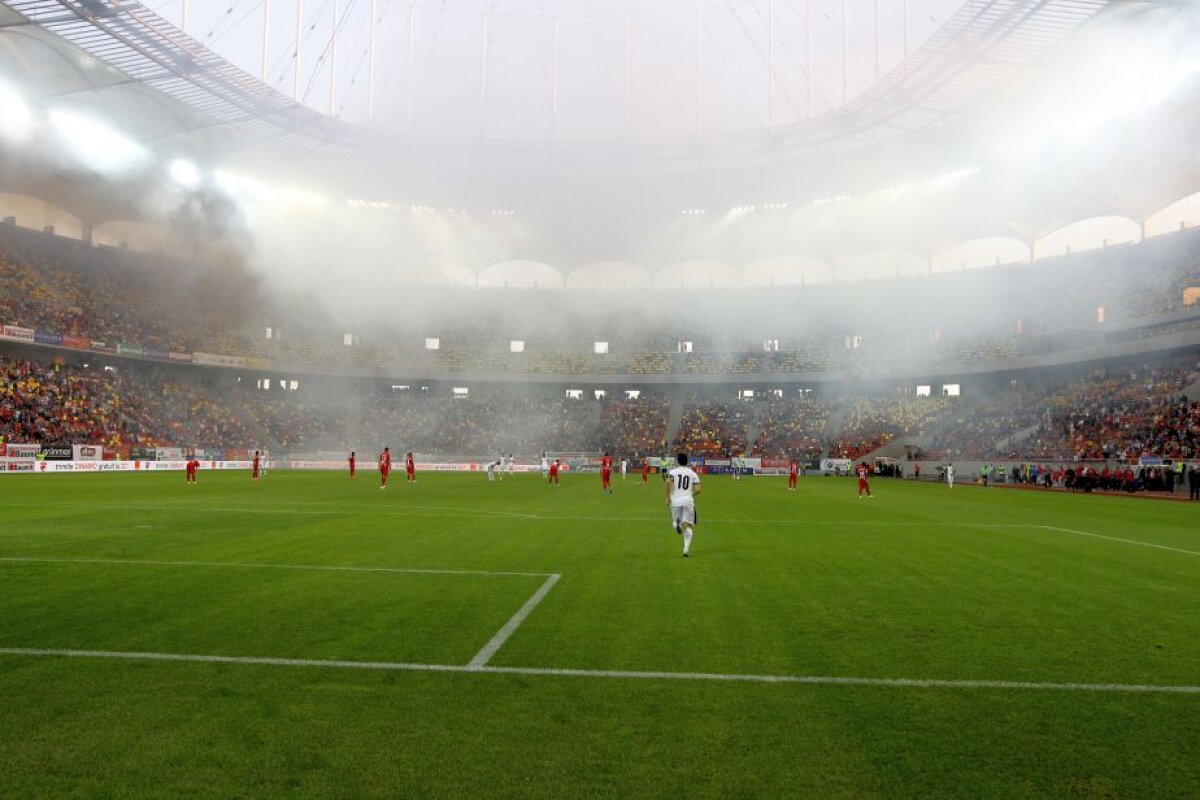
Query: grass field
2 469 1198 798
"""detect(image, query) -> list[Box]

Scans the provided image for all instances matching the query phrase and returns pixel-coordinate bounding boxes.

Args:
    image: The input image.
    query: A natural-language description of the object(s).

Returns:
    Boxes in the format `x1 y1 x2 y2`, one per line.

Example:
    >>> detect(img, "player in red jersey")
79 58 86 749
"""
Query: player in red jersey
379 447 392 489
788 459 799 491
348 451 356 478
856 461 873 498
548 459 560 485
186 458 199 484
252 451 261 481
600 452 613 493
641 459 651 483
405 452 416 483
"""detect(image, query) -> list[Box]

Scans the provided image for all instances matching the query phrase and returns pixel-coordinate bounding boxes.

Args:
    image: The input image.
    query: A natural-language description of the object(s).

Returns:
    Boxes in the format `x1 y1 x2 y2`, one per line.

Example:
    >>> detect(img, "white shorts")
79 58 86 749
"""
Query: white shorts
670 504 696 529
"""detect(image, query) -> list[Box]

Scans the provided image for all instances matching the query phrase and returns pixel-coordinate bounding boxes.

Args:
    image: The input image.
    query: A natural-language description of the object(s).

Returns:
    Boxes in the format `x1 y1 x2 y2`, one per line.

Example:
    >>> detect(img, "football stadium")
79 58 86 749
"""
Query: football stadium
1 0 1199 796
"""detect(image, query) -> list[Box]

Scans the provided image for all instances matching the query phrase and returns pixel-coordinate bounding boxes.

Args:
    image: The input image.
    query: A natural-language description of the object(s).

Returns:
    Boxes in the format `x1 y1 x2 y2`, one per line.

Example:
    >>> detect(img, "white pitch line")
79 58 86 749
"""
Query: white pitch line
467 573 561 669
0 556 552 578
1038 526 1200 557
1 647 1197 695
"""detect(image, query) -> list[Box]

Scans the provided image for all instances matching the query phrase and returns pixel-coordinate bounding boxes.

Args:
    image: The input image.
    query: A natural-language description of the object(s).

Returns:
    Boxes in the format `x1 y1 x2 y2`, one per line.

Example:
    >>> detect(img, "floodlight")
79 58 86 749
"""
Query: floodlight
168 158 202 189
0 78 35 142
48 109 147 172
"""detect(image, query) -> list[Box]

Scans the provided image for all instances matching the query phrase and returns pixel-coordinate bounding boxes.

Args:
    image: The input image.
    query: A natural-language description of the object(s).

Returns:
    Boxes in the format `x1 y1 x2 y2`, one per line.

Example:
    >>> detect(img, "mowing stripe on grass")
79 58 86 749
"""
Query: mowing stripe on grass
0 501 1044 526
1038 526 1200 557
0 556 552 578
2 647 1198 695
468 573 561 668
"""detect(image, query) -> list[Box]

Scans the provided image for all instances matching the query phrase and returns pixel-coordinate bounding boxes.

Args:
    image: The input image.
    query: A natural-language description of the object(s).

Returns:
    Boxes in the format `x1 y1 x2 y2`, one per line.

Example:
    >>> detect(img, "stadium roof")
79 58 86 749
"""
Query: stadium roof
0 0 356 159
1 0 1198 278
0 0 1116 166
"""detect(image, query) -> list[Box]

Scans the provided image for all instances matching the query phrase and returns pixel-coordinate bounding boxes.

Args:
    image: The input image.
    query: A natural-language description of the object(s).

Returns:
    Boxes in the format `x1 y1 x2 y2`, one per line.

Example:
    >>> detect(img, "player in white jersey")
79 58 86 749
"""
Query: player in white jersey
665 453 702 558
620 458 628 479
506 454 515 476
541 453 549 478
946 463 955 489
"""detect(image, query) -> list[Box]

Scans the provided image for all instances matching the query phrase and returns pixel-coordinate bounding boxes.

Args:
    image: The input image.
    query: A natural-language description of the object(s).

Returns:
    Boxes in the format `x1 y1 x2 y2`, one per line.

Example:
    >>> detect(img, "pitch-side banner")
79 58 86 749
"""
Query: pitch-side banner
6 460 257 474
291 461 542 473
3 443 41 458
192 352 248 368
2 325 34 341
72 444 104 461
41 445 73 460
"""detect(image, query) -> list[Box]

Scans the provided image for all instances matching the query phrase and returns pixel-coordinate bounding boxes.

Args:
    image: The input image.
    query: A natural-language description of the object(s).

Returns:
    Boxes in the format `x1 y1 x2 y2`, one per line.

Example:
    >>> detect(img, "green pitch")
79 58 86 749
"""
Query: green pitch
1 470 1197 798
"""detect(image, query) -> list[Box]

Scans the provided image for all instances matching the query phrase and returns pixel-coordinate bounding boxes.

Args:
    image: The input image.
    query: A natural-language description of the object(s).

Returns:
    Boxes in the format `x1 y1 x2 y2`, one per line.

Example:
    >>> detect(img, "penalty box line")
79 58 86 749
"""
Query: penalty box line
1037 526 1200 557
0 555 562 668
1 647 1198 695
469 573 560 668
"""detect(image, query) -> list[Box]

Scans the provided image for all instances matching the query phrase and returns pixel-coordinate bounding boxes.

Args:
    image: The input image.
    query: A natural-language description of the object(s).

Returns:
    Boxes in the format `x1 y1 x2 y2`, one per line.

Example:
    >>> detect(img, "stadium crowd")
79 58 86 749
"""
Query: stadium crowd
4 346 1197 470
598 397 669 455
829 396 957 459
5 222 1200 381
751 396 830 460
925 362 1199 462
673 399 751 457
0 355 135 446
0 355 255 450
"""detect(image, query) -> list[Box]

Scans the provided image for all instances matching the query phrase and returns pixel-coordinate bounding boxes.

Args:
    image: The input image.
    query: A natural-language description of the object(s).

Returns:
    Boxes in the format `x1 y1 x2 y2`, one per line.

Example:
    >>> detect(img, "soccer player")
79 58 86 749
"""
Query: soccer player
379 447 392 489
731 453 741 481
665 453 702 558
641 459 651 483
487 460 498 481
788 459 799 491
348 451 356 478
548 459 560 485
506 454 515 478
252 450 261 481
620 458 628 480
857 461 872 498
946 463 955 489
406 452 416 483
541 453 549 479
600 451 613 493
186 457 199 484
261 449 269 478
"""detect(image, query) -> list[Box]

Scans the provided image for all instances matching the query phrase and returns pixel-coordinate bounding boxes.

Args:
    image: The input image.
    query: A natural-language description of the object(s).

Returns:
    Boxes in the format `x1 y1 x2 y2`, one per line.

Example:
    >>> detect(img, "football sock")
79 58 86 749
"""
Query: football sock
682 528 693 554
